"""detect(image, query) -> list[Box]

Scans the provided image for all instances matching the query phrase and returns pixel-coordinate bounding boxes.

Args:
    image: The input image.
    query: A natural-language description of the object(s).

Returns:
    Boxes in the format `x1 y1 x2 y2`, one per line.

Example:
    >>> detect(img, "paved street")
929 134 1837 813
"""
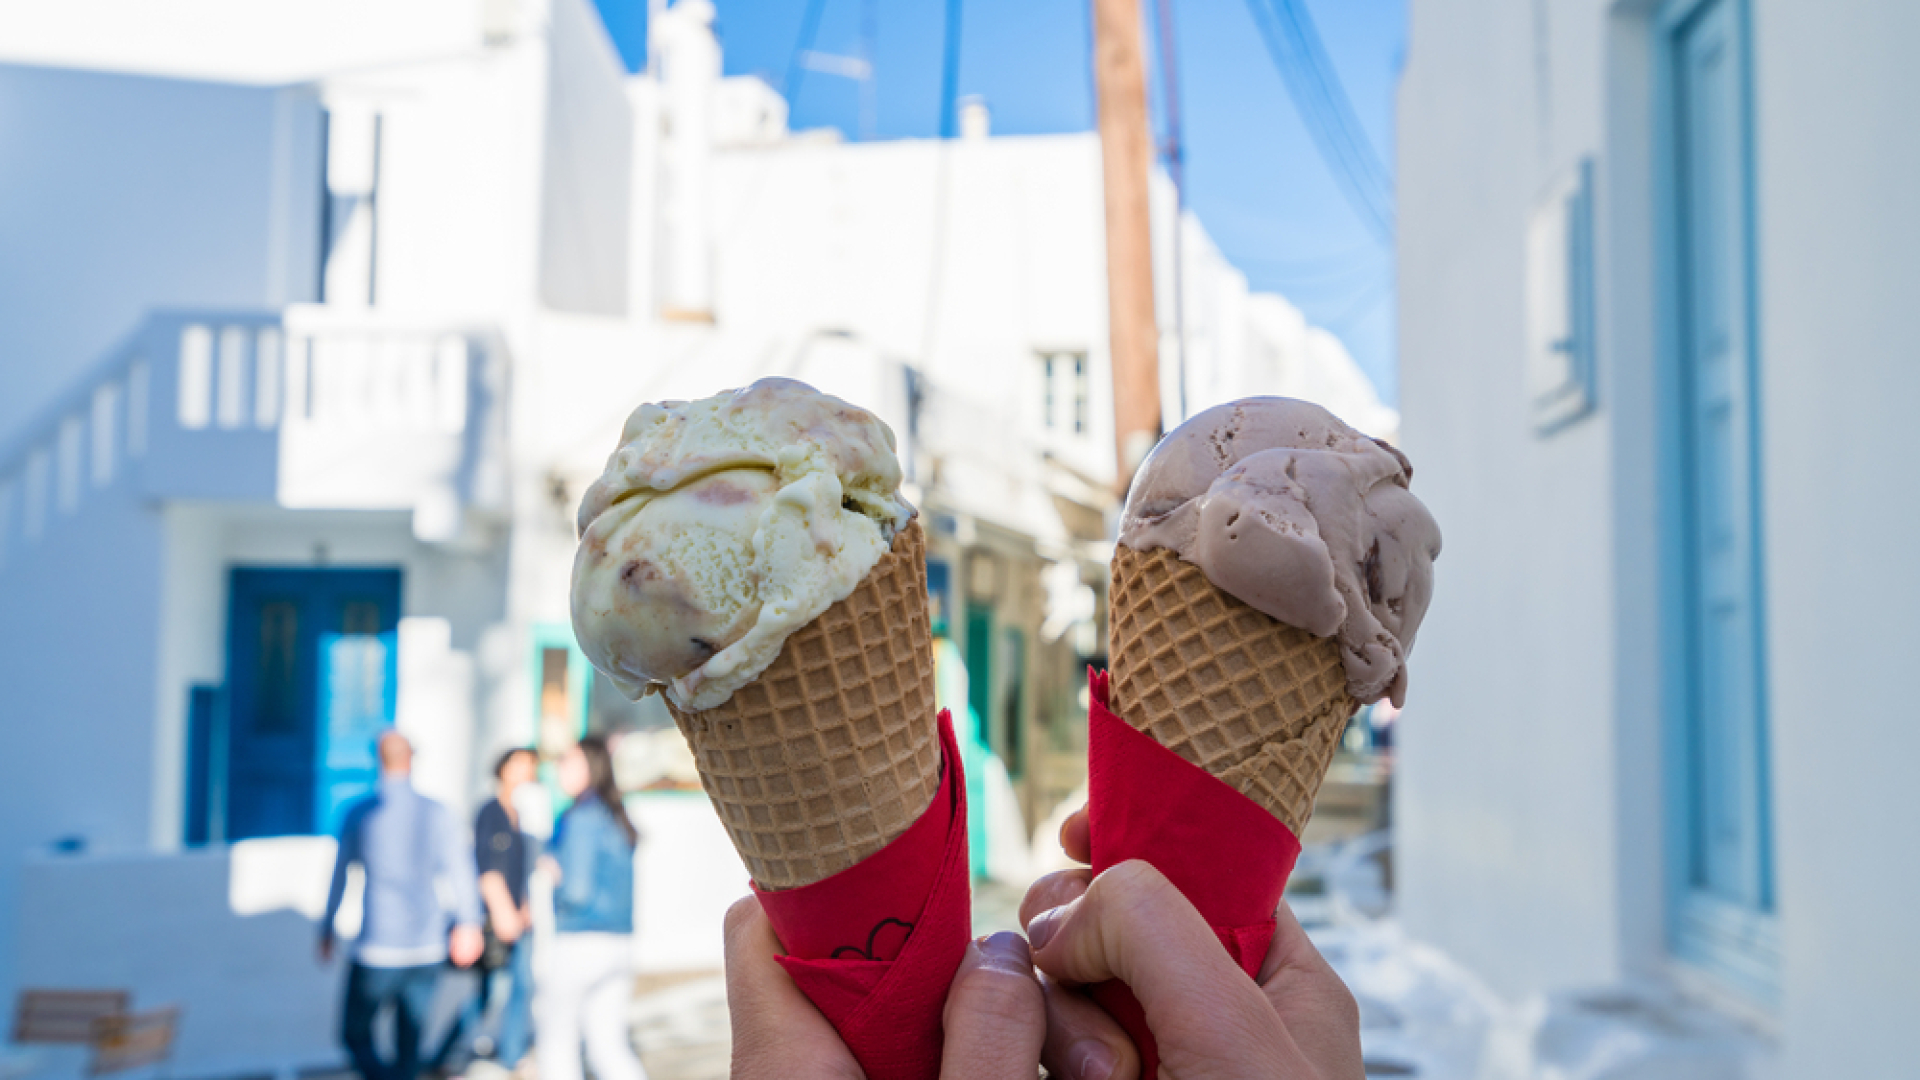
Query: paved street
630 973 729 1080
624 881 1038 1080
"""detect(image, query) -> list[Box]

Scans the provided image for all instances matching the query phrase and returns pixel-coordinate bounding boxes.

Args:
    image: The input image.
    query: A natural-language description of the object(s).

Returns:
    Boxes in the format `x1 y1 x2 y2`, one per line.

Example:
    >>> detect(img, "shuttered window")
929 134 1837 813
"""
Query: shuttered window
1664 0 1777 1002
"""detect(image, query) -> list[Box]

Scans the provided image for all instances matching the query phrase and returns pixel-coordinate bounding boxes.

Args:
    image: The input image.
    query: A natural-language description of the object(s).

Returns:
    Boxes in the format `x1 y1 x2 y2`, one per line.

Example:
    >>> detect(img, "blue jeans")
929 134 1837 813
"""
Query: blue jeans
342 961 443 1080
490 934 535 1064
438 934 534 1068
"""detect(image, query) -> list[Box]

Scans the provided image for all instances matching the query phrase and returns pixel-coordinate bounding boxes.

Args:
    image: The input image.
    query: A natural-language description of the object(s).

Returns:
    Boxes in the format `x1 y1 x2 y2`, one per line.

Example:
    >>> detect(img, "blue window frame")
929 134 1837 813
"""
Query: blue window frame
1658 0 1777 1003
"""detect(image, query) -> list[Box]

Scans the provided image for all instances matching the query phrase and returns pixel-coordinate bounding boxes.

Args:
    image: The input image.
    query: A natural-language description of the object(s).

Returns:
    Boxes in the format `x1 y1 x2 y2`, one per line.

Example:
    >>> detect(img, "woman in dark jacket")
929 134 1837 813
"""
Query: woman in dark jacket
536 736 647 1080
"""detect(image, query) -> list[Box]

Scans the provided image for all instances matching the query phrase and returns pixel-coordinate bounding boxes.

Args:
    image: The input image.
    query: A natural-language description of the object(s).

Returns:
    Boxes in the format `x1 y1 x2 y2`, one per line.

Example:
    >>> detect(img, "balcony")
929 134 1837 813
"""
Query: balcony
0 305 510 570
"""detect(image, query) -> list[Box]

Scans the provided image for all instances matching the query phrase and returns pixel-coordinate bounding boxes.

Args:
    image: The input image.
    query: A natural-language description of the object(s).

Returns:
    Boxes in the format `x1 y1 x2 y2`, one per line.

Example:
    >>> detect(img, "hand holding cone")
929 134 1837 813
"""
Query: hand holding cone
570 381 965 1080
1093 397 1439 1080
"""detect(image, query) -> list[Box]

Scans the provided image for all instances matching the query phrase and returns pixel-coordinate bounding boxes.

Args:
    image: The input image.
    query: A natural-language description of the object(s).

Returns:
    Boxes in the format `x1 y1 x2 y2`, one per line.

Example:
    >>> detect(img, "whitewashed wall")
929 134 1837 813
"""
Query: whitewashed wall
708 134 1116 484
1397 0 1920 1073
0 63 320 439
1747 1 1920 1070
15 842 343 1079
1395 0 1626 1002
0 479 168 1008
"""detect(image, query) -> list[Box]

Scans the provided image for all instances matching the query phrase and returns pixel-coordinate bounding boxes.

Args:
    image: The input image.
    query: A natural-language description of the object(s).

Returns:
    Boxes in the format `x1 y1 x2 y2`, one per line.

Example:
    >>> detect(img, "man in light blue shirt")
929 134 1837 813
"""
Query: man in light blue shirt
321 732 483 1080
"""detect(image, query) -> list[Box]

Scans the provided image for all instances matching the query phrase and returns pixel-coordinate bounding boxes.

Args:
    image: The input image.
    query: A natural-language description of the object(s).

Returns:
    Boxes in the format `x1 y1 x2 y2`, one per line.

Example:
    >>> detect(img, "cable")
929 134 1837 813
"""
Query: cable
1261 0 1391 235
1243 254 1391 294
859 0 878 140
1270 0 1393 231
1321 274 1394 330
922 0 964 379
1152 0 1188 420
1243 0 1395 241
938 0 964 137
1241 242 1388 276
783 0 831 104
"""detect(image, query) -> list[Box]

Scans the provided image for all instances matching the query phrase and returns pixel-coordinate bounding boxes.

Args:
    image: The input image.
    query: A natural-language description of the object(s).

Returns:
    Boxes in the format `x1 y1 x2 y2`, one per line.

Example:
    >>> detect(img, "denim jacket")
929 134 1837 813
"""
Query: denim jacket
552 793 635 934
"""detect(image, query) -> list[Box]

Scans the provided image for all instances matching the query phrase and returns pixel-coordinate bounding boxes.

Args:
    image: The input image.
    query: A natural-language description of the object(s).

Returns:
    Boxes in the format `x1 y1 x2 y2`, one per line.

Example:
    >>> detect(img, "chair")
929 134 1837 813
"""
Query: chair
88 1008 179 1076
10 990 130 1045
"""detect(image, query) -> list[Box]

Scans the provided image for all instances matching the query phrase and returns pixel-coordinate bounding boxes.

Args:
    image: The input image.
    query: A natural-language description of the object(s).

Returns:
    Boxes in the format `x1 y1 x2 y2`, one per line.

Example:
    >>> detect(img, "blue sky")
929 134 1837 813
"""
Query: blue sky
597 0 1405 403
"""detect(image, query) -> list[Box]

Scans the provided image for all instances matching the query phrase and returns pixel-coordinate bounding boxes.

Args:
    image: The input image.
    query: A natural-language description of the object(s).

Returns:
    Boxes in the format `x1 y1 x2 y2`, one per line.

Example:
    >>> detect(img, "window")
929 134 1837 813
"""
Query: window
530 627 590 759
338 600 388 718
255 600 300 733
320 106 382 306
1072 356 1089 434
999 627 1026 778
1042 356 1056 430
541 647 573 728
1662 0 1776 1003
1039 351 1090 436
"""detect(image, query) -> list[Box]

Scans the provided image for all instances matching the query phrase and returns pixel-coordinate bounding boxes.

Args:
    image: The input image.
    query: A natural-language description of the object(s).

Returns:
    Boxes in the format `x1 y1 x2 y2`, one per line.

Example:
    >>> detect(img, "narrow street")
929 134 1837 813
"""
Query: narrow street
621 881 1036 1080
629 973 728 1080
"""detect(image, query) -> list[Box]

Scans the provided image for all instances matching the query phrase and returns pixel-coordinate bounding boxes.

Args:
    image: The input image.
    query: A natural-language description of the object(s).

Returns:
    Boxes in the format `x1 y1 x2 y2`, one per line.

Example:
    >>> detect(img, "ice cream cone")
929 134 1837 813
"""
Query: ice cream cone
666 519 940 889
1109 543 1357 836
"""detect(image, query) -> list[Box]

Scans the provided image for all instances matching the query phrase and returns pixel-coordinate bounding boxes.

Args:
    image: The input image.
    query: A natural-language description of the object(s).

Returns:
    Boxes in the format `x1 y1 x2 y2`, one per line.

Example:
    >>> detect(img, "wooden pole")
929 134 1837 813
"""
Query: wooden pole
1092 0 1161 496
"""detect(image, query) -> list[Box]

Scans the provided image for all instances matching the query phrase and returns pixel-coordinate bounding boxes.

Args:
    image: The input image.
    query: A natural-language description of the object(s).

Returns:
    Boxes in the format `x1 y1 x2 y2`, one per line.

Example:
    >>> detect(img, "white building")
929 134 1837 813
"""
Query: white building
0 0 1392 1073
1395 0 1920 1074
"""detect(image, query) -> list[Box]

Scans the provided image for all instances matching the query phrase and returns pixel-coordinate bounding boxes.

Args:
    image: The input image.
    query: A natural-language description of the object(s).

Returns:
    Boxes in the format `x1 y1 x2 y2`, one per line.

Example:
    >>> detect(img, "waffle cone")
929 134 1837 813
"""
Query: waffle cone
1109 544 1356 835
666 519 940 890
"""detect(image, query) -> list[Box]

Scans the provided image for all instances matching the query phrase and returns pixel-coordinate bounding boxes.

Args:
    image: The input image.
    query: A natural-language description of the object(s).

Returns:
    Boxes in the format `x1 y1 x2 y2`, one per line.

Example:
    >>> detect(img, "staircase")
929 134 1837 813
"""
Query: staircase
0 305 511 574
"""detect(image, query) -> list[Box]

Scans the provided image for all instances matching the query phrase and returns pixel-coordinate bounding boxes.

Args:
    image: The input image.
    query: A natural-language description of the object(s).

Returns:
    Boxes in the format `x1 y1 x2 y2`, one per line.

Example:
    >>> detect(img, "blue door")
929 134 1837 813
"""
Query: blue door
225 568 401 840
1666 0 1775 998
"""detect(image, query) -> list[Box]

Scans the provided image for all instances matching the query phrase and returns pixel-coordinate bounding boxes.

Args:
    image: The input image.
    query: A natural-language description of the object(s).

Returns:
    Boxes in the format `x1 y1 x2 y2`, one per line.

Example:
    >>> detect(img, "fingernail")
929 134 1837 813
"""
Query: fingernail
1027 904 1067 949
1068 1039 1116 1080
975 931 1031 975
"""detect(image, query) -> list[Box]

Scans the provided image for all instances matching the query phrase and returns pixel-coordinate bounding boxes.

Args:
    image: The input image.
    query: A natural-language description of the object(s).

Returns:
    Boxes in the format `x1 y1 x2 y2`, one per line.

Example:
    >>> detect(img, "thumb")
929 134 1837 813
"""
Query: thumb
940 932 1045 1080
1027 860 1293 1077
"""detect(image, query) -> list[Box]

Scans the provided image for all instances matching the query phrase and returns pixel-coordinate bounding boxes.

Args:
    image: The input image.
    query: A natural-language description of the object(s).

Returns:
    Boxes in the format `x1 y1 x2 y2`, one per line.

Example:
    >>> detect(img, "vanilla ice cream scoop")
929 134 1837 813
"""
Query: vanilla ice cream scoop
1119 398 1441 706
571 378 915 710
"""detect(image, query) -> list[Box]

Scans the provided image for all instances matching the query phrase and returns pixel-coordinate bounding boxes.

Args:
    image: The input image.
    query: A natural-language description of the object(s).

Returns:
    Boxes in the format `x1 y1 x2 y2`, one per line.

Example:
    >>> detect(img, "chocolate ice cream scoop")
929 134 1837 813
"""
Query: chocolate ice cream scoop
1119 398 1441 706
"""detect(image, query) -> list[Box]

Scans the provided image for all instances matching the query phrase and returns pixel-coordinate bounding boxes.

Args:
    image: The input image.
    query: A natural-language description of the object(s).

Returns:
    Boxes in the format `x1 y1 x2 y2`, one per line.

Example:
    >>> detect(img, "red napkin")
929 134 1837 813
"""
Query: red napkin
1084 670 1302 1079
755 708 970 1080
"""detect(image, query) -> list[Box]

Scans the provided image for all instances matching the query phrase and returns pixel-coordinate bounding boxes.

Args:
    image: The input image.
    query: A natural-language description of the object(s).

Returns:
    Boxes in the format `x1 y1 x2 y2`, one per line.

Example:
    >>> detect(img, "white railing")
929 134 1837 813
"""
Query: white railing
0 333 151 570
0 307 509 571
170 317 472 436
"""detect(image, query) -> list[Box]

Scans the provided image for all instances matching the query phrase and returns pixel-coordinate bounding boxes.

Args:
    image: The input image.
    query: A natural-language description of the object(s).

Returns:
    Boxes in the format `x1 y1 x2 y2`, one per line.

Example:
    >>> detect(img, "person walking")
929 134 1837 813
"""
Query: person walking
536 735 648 1080
438 747 539 1075
321 731 484 1080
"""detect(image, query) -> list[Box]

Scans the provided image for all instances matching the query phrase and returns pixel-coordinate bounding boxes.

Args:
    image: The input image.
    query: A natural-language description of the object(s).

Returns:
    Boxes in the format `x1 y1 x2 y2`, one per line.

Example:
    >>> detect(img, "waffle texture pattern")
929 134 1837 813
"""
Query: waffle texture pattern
668 520 940 889
1109 543 1356 835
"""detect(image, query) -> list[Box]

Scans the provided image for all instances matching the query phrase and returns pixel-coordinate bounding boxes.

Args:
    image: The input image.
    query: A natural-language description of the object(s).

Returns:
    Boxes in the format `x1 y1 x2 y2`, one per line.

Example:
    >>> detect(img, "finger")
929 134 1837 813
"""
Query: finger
1257 901 1363 1078
1059 807 1091 864
1027 860 1293 1075
1019 869 1090 930
1027 861 1247 991
1038 973 1140 1080
1257 898 1339 985
939 932 1045 1080
722 896 860 1080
